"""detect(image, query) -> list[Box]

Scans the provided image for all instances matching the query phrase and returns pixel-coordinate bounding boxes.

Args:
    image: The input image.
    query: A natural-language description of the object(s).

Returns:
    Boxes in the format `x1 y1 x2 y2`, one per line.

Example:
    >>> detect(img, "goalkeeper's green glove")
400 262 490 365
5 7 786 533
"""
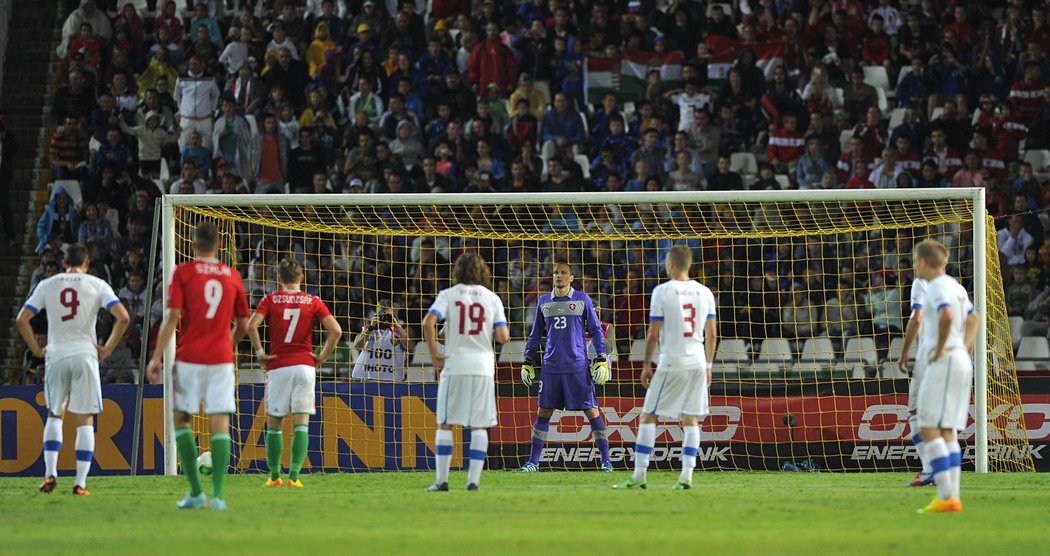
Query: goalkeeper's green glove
521 356 538 386
591 355 610 385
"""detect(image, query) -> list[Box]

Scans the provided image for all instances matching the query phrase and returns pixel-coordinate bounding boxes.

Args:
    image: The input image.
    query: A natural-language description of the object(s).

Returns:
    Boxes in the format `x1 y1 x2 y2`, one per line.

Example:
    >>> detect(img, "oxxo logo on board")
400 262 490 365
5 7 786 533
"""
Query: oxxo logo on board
546 405 741 443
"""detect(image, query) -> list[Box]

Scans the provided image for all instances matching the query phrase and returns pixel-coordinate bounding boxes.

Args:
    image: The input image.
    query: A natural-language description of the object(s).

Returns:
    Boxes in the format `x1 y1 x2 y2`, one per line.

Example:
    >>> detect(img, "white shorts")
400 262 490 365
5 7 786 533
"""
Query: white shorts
45 355 102 416
436 374 497 428
642 366 709 420
916 350 973 431
174 361 236 415
266 364 316 417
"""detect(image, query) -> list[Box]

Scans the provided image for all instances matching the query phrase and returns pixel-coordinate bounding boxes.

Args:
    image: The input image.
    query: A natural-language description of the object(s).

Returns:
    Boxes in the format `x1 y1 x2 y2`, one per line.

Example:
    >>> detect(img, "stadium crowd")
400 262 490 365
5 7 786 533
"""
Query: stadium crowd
18 0 1050 383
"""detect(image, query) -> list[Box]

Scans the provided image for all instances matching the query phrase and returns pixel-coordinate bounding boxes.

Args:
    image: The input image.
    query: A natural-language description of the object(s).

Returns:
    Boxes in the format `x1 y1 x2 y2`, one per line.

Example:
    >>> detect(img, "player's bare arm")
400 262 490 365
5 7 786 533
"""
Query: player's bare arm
15 307 45 358
705 317 717 386
964 311 979 355
641 320 661 388
146 308 181 383
423 312 445 372
97 302 132 362
899 307 922 374
231 315 249 346
494 323 510 344
314 315 343 366
931 306 954 362
246 313 274 367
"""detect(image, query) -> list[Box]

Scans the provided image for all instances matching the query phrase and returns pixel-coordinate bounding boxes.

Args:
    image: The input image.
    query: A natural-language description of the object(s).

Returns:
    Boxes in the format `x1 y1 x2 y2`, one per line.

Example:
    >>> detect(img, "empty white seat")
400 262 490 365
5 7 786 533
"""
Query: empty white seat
712 362 739 375
716 338 750 362
412 343 433 366
1008 316 1024 347
730 152 758 177
1023 149 1050 179
758 338 793 363
793 361 828 375
499 340 526 363
839 129 854 153
774 174 791 189
862 66 890 92
874 87 888 115
931 106 944 121
799 337 835 362
843 337 878 364
888 337 915 362
1016 360 1049 372
881 361 908 379
574 154 592 179
1017 336 1050 360
628 339 657 362
888 108 906 133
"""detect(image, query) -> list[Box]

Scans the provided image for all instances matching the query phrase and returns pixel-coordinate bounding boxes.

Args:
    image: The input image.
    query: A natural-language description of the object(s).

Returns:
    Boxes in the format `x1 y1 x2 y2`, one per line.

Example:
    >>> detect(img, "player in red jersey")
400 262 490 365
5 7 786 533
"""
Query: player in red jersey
147 221 249 511
247 259 341 488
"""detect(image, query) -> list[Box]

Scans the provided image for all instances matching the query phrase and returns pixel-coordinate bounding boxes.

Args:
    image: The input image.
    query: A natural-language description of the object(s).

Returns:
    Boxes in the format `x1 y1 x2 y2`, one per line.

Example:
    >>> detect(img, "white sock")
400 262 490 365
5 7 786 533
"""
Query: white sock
680 425 700 484
925 437 952 500
947 437 962 500
74 425 95 489
467 429 488 486
43 417 63 479
633 423 656 483
435 429 453 485
911 421 931 474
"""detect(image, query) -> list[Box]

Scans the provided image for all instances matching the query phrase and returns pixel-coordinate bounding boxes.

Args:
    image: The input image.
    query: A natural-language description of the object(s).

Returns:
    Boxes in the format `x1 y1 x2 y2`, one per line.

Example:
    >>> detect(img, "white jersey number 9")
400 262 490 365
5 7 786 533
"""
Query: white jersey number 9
204 279 223 319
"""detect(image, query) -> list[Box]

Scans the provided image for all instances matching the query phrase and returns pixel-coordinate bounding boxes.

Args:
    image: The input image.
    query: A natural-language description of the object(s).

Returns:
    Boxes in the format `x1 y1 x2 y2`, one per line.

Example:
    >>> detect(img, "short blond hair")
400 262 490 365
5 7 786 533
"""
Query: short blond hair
667 244 693 272
913 238 949 269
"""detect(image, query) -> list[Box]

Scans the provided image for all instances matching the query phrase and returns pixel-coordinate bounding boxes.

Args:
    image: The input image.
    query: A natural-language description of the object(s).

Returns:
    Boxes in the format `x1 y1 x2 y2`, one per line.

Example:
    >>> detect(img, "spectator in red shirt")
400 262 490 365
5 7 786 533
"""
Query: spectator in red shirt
971 127 1007 182
861 14 892 70
836 135 874 183
894 135 921 179
1009 62 1047 120
468 22 519 96
851 106 886 160
923 127 962 178
845 160 874 189
945 5 978 51
993 102 1028 161
767 112 805 174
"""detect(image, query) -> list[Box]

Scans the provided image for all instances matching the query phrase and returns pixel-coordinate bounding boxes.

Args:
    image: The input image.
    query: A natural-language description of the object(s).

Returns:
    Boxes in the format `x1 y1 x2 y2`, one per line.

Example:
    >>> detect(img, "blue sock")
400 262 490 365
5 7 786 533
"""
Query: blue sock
590 416 610 463
528 415 550 465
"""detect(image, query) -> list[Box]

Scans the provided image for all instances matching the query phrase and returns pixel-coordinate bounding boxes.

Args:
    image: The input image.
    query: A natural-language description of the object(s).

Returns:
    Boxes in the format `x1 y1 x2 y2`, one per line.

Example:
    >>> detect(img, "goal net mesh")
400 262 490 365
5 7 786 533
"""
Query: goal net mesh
167 194 1033 473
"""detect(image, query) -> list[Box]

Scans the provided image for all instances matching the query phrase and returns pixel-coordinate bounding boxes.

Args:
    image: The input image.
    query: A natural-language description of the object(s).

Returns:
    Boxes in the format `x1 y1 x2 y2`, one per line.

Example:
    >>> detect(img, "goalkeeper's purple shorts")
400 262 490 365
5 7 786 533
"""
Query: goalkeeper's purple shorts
539 371 597 411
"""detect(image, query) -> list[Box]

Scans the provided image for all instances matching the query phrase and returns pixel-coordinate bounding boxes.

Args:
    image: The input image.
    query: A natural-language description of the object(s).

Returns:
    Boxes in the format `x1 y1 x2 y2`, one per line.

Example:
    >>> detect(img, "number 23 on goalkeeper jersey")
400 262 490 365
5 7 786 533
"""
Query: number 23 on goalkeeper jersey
649 280 717 369
427 284 508 376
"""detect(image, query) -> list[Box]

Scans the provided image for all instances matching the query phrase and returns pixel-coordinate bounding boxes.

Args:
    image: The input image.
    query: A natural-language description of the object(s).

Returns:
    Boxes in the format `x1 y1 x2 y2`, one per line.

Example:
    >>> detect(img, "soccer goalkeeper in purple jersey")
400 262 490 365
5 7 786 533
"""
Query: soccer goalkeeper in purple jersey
519 260 612 472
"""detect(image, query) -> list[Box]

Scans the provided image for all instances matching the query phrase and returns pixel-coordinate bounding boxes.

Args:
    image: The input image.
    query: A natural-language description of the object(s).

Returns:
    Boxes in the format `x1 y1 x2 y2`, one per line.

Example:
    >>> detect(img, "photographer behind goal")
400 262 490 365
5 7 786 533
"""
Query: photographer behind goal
352 300 410 381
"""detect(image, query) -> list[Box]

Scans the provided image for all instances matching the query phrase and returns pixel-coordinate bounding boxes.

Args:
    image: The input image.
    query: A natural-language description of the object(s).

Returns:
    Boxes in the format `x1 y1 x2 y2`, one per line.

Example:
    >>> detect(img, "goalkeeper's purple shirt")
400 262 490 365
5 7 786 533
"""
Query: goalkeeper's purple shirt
525 288 606 374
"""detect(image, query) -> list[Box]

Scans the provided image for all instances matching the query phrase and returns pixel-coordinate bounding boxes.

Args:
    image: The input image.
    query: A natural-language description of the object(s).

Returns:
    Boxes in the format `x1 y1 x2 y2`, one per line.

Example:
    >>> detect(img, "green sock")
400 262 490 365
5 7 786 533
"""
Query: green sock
288 424 309 482
265 428 283 481
175 427 203 497
211 433 231 500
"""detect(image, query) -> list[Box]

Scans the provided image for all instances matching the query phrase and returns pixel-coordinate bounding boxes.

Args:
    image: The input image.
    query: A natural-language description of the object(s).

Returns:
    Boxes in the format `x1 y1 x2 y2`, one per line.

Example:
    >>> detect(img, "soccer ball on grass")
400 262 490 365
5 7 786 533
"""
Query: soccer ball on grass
197 451 213 475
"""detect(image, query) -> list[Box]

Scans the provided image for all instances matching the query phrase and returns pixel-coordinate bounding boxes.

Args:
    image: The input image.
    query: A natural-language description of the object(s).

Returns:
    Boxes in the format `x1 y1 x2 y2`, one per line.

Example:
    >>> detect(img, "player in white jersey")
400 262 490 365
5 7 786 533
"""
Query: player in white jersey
615 245 717 490
912 239 978 513
422 251 509 492
16 243 130 495
899 277 934 487
352 300 409 381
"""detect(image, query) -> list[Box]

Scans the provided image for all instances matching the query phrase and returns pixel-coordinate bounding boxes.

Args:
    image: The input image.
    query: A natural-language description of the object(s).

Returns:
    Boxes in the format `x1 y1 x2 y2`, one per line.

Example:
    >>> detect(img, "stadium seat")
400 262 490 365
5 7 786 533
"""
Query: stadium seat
730 152 758 178
843 337 878 364
888 336 915 362
750 361 783 376
1008 316 1024 347
897 66 912 85
881 361 908 379
831 88 844 117
1017 336 1050 361
628 339 656 362
850 365 869 379
931 107 944 121
534 80 552 107
874 87 888 115
774 174 791 189
623 101 636 118
862 66 890 92
245 114 258 137
757 338 793 363
793 360 828 376
839 129 854 153
405 367 436 382
799 338 834 362
574 154 592 179
888 108 906 134
1023 149 1050 179
499 340 526 363
716 338 750 362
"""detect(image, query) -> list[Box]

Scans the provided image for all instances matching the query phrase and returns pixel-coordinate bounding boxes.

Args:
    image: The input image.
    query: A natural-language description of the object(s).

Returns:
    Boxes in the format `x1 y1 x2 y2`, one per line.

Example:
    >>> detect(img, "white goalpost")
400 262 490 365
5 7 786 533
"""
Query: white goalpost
159 188 1005 475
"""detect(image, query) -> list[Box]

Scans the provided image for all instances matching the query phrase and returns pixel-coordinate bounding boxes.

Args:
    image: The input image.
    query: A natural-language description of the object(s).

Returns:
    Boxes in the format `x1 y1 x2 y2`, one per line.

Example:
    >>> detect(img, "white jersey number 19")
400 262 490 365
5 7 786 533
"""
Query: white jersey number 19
455 301 485 335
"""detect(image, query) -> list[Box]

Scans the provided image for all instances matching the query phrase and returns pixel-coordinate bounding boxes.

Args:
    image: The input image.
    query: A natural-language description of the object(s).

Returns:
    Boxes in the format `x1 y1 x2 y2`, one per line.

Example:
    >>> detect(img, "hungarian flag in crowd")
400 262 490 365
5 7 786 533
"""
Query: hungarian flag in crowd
585 50 683 103
705 36 785 81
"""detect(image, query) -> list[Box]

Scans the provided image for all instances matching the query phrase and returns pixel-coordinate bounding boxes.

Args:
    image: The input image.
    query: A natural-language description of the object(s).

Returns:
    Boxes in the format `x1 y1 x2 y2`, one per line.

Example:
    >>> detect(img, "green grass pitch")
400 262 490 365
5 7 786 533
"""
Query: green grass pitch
3 472 1048 554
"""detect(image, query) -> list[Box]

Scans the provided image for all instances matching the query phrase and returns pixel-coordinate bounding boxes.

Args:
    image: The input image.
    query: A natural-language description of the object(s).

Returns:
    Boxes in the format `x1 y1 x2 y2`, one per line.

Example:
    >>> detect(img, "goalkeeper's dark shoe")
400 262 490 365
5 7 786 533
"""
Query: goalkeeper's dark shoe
426 482 449 492
71 485 90 496
599 461 613 473
466 483 479 491
38 476 57 494
672 481 692 490
518 462 540 473
612 478 646 490
907 471 935 487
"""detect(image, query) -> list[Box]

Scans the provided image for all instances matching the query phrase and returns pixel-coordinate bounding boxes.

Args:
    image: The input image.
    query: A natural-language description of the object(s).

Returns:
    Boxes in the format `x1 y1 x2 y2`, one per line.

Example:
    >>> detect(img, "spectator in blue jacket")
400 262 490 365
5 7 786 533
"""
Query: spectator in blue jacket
541 92 586 159
796 135 830 189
